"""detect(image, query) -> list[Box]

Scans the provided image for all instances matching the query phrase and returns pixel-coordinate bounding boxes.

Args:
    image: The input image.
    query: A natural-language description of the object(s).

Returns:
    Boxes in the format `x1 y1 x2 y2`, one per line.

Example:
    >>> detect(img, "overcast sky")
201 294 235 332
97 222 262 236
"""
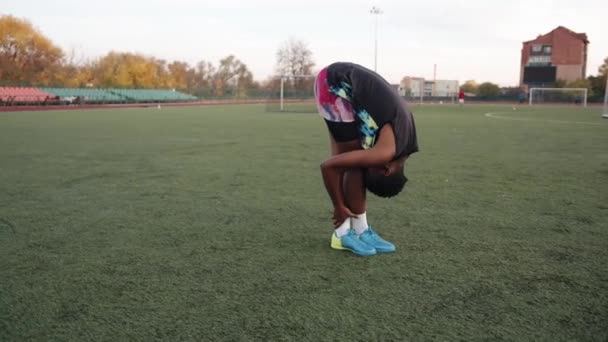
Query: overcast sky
2 0 606 86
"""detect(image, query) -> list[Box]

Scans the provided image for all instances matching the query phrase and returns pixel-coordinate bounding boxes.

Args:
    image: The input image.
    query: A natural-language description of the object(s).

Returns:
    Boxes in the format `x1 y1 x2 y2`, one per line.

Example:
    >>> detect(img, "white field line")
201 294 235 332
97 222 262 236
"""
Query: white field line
484 112 603 126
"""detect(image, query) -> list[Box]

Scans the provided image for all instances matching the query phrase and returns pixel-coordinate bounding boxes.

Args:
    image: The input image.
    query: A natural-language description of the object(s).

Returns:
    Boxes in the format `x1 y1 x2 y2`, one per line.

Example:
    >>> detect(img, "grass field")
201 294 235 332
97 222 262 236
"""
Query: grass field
1 104 607 341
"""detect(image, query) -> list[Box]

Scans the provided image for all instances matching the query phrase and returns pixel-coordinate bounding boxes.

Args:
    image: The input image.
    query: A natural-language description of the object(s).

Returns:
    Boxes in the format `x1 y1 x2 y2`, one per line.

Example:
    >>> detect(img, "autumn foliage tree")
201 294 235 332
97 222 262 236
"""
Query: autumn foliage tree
477 82 501 98
0 14 266 99
459 80 478 94
0 15 63 85
91 52 165 89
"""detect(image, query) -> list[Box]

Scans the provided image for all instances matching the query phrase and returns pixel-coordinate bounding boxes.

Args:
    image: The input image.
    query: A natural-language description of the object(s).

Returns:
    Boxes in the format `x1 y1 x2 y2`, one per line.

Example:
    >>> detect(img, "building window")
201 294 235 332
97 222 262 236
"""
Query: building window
543 45 552 54
532 45 542 52
528 55 551 65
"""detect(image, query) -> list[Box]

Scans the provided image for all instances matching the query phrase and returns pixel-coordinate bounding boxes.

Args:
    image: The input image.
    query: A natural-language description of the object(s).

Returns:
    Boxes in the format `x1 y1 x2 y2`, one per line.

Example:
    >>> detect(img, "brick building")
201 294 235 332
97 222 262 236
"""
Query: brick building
520 26 589 88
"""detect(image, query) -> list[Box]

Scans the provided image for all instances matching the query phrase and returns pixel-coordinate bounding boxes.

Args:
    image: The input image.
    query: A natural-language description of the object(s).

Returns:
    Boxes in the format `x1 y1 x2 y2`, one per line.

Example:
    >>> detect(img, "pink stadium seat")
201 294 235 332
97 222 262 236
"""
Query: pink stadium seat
0 87 53 104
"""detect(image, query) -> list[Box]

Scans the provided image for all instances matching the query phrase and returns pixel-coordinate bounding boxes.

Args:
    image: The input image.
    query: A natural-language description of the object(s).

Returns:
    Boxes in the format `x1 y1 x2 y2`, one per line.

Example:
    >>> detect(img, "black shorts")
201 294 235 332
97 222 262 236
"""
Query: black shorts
324 119 358 142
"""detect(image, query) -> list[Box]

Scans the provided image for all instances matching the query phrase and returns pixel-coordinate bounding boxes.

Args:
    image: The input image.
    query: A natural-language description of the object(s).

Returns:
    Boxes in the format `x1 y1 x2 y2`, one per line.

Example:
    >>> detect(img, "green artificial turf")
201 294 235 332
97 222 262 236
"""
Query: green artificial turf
1 104 607 341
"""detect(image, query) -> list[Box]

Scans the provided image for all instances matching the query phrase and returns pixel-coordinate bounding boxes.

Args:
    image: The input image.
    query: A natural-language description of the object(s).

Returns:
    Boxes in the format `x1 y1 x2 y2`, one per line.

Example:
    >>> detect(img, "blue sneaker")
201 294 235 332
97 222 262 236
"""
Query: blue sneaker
331 229 376 256
358 227 396 253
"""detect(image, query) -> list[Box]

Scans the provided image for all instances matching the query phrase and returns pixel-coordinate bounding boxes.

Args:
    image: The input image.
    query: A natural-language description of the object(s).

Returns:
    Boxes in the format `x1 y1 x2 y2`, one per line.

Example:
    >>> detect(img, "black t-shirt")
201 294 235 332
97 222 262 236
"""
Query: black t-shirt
326 62 419 159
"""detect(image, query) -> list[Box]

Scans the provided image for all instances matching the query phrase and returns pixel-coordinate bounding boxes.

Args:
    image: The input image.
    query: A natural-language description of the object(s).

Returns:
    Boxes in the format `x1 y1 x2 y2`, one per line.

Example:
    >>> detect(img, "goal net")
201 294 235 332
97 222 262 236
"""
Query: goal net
529 88 588 107
265 75 317 113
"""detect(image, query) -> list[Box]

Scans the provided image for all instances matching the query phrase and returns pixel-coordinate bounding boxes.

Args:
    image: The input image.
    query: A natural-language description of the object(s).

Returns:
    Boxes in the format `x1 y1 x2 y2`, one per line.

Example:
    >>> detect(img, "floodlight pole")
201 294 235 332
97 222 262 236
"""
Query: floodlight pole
370 6 382 72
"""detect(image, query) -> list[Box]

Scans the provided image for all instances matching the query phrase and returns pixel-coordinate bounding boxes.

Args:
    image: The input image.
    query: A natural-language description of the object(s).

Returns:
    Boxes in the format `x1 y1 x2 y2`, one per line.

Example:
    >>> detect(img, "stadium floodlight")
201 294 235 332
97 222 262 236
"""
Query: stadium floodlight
370 6 382 72
528 88 588 107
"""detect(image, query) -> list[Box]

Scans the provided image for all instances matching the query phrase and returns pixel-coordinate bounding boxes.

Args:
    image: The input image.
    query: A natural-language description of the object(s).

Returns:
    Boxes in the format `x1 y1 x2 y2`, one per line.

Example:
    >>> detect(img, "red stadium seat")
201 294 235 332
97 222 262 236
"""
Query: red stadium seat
0 87 53 104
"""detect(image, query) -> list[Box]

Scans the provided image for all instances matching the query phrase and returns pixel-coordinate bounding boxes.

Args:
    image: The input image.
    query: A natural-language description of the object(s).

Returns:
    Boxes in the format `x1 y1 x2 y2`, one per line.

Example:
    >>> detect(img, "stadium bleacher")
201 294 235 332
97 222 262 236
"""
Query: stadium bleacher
108 89 197 102
0 87 53 104
40 88 124 103
0 86 198 106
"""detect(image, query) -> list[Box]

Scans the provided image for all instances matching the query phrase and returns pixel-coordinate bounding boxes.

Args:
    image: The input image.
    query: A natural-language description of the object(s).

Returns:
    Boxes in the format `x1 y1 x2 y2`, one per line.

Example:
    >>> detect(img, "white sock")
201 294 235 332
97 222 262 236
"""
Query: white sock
334 219 351 238
352 212 369 235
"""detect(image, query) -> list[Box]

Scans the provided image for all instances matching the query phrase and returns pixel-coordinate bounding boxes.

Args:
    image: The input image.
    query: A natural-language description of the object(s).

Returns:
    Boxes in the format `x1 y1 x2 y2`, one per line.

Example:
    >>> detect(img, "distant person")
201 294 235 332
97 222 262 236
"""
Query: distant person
459 90 465 105
518 91 526 104
314 62 419 256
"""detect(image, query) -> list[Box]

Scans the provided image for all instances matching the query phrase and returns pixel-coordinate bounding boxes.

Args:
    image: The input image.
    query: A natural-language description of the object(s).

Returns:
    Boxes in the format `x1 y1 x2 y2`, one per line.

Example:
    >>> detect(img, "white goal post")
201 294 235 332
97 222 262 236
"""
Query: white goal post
279 75 316 111
529 88 588 107
602 76 608 118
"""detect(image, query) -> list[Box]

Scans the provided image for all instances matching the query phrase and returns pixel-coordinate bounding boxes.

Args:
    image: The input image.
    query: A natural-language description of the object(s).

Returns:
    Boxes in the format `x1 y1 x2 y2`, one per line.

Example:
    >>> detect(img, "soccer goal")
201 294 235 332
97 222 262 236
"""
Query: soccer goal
529 88 588 107
265 75 317 113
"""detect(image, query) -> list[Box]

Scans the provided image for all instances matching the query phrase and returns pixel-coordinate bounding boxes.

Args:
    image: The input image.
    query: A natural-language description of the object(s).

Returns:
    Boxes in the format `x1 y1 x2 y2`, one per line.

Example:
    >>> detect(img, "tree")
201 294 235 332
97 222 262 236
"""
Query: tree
51 49 95 87
275 37 315 77
93 52 132 88
153 59 174 89
554 79 568 88
92 52 169 88
567 79 594 98
168 61 190 91
0 15 64 85
588 75 606 101
587 57 607 101
275 38 315 96
190 60 216 97
54 62 94 88
214 55 253 97
599 57 608 77
477 82 500 98
194 61 214 84
460 80 478 94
